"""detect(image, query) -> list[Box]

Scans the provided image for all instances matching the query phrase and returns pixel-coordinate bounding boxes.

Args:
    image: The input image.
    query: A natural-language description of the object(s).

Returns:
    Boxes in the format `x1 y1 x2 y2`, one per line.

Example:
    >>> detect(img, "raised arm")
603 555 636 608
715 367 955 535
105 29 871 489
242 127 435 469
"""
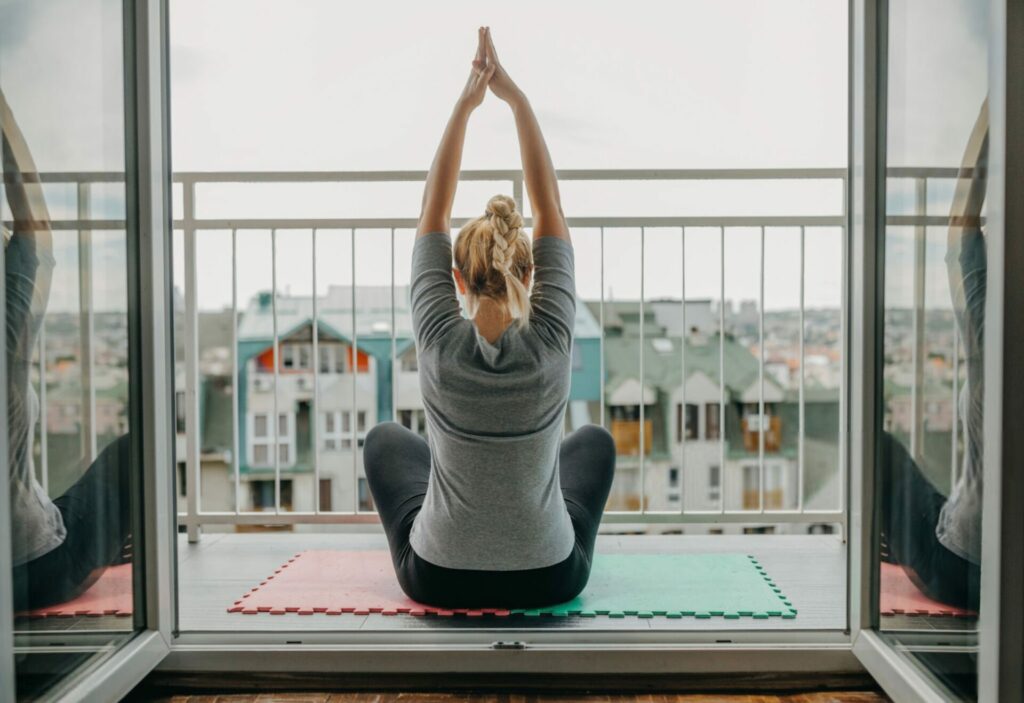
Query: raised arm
417 29 495 237
483 28 570 243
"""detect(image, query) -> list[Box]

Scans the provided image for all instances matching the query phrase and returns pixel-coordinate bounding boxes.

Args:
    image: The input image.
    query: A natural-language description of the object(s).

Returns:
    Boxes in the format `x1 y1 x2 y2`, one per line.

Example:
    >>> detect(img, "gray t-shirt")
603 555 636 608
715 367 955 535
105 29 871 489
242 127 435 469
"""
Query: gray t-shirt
408 232 576 571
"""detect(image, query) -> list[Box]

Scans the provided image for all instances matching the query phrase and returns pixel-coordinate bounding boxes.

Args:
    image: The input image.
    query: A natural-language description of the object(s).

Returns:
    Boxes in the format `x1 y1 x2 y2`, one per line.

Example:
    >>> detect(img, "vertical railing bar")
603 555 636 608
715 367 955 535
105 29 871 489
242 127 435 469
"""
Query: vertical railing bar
839 225 849 516
951 325 960 486
391 228 397 425
312 228 321 513
37 326 49 492
639 227 646 514
910 177 927 460
183 179 201 540
351 228 359 513
679 226 686 516
231 228 240 515
719 226 726 514
798 226 806 513
77 182 97 461
758 226 766 513
272 228 281 514
599 227 606 428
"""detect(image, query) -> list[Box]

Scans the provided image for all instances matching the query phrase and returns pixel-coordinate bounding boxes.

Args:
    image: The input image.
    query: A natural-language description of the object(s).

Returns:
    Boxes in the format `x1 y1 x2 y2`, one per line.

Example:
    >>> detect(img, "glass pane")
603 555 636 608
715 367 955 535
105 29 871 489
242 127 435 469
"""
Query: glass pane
2 0 139 697
879 0 988 698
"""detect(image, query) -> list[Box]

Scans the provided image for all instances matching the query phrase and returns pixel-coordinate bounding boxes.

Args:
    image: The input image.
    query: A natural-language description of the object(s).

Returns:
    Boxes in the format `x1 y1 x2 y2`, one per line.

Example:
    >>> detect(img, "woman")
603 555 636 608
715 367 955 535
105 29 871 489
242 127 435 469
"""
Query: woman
364 28 615 609
3 90 132 612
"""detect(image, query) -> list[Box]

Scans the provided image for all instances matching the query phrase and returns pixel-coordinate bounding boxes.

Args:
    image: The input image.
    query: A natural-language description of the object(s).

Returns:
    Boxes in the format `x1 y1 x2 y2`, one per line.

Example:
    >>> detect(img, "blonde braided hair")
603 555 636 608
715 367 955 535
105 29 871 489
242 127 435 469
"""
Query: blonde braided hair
453 194 533 327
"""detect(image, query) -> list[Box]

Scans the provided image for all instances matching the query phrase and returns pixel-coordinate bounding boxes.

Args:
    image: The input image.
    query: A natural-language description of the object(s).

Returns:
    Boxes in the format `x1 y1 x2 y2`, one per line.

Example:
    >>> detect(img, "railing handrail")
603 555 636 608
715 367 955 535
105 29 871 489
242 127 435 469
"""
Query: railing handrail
24 165 975 185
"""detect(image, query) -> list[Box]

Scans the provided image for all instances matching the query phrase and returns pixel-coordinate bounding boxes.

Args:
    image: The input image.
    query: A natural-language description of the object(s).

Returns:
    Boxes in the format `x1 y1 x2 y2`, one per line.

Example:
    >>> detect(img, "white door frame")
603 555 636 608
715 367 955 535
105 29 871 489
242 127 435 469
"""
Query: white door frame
978 0 1024 699
849 0 1023 701
4 0 1019 699
0 1 176 700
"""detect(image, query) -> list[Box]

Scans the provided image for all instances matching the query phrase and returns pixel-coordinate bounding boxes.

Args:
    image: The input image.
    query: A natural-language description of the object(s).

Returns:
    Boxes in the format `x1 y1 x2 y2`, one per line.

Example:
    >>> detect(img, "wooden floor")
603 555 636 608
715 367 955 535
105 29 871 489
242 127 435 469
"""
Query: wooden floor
175 532 847 632
132 692 888 702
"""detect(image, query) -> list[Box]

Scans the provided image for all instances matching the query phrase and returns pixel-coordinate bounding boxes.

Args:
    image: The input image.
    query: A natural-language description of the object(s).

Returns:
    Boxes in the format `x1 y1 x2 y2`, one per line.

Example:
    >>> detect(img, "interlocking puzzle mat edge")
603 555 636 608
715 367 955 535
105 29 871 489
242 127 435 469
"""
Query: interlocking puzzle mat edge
229 551 798 620
512 554 798 619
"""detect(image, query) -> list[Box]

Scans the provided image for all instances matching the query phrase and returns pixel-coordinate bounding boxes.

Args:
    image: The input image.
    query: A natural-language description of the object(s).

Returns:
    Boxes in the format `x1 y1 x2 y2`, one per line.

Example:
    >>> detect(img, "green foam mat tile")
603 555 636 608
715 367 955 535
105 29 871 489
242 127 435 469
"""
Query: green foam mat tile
511 553 797 619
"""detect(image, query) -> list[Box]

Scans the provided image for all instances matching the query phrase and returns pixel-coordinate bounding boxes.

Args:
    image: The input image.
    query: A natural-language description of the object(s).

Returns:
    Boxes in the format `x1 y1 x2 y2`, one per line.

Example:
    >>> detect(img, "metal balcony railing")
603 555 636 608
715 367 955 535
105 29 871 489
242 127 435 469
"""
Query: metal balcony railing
16 167 968 538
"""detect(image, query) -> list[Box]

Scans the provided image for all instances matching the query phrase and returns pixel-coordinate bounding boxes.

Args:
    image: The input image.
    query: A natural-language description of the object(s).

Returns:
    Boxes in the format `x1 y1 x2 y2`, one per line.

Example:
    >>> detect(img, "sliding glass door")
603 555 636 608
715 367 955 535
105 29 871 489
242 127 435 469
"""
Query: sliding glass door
1 0 173 699
851 0 1021 700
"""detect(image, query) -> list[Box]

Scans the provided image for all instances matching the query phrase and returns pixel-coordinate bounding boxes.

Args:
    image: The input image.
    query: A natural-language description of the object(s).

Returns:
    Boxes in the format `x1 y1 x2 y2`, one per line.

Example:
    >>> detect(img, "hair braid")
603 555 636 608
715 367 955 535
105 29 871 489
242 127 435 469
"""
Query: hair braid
453 194 534 328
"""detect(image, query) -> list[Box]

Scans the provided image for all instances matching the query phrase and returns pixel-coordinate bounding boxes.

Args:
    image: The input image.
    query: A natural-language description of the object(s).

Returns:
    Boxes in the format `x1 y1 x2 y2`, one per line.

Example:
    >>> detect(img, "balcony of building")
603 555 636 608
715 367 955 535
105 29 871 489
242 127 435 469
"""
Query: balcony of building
14 165 977 643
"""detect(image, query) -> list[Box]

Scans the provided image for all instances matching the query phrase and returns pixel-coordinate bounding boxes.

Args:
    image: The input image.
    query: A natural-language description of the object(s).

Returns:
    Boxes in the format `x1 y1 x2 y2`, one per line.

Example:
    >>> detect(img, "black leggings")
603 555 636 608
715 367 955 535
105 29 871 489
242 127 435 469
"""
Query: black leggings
12 434 132 612
363 422 616 609
880 432 981 610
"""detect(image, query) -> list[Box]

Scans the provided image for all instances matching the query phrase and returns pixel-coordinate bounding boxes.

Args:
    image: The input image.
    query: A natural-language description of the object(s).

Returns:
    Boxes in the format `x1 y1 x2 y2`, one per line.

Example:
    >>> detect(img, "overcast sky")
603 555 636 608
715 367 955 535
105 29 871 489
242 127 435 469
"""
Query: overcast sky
1 0 988 314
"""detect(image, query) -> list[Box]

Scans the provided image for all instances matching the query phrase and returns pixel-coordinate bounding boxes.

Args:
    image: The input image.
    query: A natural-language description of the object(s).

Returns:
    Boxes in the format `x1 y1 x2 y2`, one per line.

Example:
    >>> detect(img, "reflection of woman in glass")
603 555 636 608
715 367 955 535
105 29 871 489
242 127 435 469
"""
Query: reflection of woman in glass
3 91 131 611
363 28 615 608
881 102 988 611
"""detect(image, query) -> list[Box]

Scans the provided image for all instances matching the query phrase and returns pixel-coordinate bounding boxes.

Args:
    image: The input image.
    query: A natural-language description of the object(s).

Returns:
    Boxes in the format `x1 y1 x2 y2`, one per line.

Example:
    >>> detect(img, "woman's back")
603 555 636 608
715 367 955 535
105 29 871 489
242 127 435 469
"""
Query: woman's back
408 232 577 571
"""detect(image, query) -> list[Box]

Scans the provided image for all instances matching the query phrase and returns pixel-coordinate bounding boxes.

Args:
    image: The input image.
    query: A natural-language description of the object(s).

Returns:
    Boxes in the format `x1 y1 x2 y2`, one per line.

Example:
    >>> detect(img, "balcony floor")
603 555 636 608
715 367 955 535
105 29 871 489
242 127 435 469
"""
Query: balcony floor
19 531 976 642
176 532 848 632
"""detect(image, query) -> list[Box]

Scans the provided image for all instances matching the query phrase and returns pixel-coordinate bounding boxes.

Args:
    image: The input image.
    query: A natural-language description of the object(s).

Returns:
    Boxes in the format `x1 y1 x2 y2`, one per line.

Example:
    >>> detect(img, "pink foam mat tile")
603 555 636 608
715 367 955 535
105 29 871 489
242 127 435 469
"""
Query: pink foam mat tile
879 562 976 618
18 563 134 620
228 550 511 617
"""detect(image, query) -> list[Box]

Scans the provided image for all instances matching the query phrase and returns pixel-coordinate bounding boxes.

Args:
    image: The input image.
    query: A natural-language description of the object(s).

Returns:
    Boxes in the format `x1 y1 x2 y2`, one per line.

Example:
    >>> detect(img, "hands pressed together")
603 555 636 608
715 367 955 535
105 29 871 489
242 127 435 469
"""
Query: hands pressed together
460 27 523 111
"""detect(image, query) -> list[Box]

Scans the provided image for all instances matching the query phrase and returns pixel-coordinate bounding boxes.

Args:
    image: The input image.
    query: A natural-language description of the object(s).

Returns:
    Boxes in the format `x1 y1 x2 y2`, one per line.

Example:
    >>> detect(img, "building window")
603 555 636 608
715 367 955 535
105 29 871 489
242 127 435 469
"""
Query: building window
250 412 294 467
250 479 293 511
705 403 721 440
321 410 368 449
282 343 311 370
319 478 333 511
675 403 698 442
610 404 641 421
319 345 347 374
742 464 759 510
322 411 342 450
358 477 374 511
708 464 720 501
399 408 427 436
668 467 680 488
